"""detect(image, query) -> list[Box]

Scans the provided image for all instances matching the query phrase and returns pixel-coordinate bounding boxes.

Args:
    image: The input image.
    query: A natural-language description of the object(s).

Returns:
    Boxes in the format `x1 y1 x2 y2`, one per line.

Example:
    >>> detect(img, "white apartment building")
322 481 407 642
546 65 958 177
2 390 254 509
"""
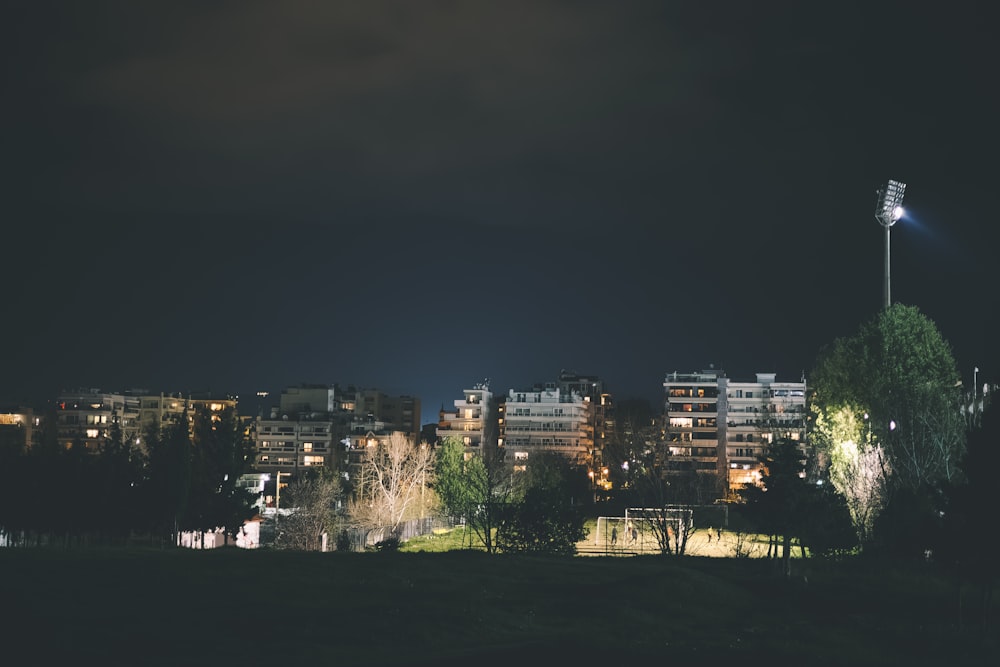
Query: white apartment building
436 382 493 456
504 383 592 469
662 369 807 495
724 373 807 488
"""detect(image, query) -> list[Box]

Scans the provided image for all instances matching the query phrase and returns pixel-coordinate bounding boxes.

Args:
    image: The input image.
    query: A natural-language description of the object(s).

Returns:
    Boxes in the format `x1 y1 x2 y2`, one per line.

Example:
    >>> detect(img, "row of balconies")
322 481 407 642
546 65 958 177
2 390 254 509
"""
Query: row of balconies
505 439 584 448
256 442 330 452
725 405 805 414
503 424 588 433
726 420 805 428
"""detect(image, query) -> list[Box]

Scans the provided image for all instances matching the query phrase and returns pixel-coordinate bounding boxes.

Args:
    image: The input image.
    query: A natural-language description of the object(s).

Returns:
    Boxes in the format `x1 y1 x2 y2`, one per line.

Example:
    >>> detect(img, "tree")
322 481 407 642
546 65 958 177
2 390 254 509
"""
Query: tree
810 304 966 547
93 422 147 543
601 397 657 503
936 404 995 634
432 436 473 521
184 405 256 543
797 481 858 560
274 469 342 551
496 453 587 555
142 413 192 543
624 453 711 556
738 438 813 576
349 432 432 537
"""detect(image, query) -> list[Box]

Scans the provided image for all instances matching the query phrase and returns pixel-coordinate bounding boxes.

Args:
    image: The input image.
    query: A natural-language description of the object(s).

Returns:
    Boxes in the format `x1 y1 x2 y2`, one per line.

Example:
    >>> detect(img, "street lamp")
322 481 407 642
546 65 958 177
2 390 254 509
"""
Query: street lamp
875 179 906 310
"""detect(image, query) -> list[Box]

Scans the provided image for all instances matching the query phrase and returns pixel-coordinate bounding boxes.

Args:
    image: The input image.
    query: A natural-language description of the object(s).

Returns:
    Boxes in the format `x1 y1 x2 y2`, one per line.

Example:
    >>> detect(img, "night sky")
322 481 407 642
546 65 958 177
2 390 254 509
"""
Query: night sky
3 1 996 426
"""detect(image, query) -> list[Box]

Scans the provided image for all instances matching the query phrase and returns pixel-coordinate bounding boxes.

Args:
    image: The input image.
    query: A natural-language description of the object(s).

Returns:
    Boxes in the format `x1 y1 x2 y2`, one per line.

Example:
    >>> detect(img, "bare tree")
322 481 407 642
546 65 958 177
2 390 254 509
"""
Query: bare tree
349 433 432 537
829 440 887 545
629 461 699 555
274 472 341 551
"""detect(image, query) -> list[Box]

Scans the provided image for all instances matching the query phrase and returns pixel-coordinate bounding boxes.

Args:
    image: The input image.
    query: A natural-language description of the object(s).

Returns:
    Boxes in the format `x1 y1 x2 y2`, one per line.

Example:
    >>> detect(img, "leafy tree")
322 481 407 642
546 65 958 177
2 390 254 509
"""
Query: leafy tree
496 453 587 555
810 304 966 547
143 411 192 542
601 397 657 503
185 405 256 543
432 436 473 521
738 438 813 576
93 422 147 543
430 429 513 553
798 480 859 560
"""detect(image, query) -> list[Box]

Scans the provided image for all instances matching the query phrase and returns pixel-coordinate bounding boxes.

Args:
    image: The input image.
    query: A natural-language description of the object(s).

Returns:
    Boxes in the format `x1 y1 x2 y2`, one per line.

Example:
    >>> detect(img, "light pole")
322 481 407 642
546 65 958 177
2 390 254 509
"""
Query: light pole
875 179 906 310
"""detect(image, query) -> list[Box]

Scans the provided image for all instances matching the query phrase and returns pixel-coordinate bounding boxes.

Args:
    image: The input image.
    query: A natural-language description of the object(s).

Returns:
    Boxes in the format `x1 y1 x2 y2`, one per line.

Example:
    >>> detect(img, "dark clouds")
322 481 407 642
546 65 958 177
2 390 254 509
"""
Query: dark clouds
2 1 997 422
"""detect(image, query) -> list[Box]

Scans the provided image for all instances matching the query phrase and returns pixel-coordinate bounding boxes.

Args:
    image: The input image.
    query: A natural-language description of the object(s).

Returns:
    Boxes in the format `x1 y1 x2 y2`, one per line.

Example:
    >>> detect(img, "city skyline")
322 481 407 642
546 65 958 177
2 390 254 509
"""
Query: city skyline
3 2 996 428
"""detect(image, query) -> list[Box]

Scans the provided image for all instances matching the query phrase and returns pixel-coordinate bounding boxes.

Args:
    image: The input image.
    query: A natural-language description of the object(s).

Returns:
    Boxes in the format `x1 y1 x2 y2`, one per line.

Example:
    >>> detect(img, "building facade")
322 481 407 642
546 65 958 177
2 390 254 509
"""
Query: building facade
662 369 807 496
436 381 494 456
253 384 348 476
503 382 593 469
253 384 421 478
54 389 142 451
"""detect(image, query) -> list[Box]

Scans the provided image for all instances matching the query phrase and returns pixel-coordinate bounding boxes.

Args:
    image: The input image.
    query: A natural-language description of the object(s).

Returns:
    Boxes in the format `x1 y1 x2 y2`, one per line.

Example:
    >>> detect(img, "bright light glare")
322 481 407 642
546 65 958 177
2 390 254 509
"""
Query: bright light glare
892 205 904 221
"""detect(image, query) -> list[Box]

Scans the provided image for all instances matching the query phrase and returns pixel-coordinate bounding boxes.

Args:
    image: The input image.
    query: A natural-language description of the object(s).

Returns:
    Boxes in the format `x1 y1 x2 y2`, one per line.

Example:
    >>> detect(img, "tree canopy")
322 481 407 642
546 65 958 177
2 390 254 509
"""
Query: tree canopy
809 304 966 548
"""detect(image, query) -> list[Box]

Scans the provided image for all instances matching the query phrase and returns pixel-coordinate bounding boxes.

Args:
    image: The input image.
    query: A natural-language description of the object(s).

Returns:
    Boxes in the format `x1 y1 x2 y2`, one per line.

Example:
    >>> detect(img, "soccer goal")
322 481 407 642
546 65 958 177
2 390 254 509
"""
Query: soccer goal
595 507 695 554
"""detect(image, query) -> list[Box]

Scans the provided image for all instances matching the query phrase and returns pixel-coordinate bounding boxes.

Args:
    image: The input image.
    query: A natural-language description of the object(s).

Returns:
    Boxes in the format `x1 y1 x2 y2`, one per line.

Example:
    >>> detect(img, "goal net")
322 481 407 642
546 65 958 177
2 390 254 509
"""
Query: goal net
594 508 693 553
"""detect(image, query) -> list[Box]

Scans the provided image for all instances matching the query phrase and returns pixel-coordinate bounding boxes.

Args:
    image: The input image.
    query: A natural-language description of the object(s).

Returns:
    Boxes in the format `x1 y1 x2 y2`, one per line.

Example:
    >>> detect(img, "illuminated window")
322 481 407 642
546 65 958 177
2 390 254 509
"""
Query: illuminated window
514 451 528 461
302 442 313 452
86 429 99 438
303 456 324 466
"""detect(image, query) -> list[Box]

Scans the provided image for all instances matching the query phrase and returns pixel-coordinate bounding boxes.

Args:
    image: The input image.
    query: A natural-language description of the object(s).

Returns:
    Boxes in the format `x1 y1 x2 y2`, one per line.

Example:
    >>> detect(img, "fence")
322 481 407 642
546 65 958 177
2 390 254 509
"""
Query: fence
337 517 445 552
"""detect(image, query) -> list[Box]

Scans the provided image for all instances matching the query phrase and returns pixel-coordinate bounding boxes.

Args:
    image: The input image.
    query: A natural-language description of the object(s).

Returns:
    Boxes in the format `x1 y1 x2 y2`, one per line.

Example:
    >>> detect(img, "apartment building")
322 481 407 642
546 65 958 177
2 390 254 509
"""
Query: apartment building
725 373 807 488
436 381 494 456
137 392 188 434
254 384 348 476
558 370 614 481
253 384 422 478
54 389 142 451
503 382 593 469
662 369 807 497
54 388 241 453
0 405 40 452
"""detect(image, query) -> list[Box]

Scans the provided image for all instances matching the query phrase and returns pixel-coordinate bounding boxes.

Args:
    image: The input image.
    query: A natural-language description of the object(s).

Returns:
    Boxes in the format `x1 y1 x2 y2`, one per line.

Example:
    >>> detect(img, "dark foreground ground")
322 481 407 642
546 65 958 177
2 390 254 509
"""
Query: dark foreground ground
0 547 994 666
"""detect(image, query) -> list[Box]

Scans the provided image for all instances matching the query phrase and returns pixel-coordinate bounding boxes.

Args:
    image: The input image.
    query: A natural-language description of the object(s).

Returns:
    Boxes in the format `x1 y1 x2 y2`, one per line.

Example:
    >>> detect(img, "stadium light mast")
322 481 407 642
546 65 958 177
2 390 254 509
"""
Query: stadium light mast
875 179 906 309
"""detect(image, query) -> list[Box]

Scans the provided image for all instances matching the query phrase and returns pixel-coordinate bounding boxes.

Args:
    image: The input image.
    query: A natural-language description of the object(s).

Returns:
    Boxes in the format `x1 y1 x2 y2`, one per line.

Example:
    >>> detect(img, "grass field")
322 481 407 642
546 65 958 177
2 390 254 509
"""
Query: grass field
1 544 995 666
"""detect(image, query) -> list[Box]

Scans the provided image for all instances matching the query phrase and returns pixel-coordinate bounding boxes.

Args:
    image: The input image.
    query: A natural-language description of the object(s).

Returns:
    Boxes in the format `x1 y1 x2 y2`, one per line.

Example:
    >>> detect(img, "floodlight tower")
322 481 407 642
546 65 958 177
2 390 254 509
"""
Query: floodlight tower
875 179 906 309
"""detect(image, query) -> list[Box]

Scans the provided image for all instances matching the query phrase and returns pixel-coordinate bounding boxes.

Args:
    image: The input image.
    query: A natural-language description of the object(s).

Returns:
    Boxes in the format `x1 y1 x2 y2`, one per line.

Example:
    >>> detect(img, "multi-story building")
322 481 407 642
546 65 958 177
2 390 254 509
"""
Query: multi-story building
253 384 421 478
253 384 349 476
0 404 41 453
724 373 807 488
137 392 187 434
54 389 141 451
503 382 593 469
436 381 494 456
558 370 614 484
55 388 240 453
661 369 807 497
350 388 421 437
